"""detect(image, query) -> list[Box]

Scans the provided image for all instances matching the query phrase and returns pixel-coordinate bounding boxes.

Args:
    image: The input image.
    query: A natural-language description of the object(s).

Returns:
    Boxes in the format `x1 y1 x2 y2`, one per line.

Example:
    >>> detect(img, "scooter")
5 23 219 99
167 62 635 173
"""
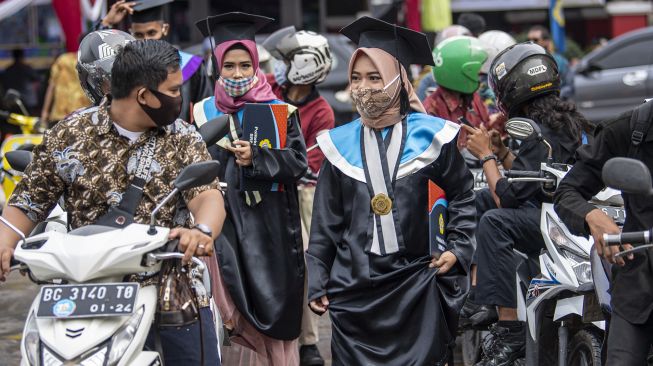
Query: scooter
6 160 219 365
4 116 231 365
501 118 621 366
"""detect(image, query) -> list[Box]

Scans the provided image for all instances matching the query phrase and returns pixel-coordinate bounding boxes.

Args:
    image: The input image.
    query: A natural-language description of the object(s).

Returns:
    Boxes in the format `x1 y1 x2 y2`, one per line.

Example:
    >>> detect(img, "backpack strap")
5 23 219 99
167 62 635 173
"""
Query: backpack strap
628 100 653 158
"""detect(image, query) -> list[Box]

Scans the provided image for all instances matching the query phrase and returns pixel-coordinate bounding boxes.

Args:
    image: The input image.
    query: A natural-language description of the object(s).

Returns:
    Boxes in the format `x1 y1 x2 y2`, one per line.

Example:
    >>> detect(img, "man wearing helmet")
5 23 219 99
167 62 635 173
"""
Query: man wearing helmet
462 42 589 365
262 26 335 366
77 29 136 106
423 35 490 149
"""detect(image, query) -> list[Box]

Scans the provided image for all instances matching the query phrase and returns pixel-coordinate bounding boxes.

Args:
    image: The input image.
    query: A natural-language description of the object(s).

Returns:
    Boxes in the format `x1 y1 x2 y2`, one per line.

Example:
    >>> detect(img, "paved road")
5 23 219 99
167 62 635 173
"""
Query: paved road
0 273 39 365
0 275 464 365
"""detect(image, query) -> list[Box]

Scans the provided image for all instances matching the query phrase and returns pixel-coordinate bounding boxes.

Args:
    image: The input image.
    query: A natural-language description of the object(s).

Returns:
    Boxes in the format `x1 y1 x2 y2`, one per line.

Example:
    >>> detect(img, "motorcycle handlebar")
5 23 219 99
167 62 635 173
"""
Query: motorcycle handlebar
604 229 652 246
146 252 206 272
504 170 542 178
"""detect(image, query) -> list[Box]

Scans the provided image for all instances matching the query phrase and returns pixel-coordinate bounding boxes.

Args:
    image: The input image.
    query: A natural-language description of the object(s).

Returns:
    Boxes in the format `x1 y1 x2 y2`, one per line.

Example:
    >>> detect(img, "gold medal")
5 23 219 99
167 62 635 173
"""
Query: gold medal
371 193 393 216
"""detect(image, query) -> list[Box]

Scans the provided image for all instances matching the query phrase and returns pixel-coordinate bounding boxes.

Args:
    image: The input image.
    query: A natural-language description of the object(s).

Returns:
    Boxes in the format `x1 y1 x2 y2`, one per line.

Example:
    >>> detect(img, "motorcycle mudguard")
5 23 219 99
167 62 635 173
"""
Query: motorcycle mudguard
590 246 612 316
554 295 584 321
526 284 577 341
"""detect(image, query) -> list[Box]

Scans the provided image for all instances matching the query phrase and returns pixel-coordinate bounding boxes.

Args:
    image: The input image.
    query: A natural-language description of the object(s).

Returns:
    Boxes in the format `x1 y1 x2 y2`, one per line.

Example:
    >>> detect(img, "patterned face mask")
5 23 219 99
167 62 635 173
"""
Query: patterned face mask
219 75 258 97
350 74 401 119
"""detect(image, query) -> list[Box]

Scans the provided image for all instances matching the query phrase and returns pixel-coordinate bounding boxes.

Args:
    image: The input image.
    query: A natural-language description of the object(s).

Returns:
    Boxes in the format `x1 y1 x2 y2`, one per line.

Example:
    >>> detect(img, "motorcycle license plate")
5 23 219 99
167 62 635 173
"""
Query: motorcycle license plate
37 283 139 318
597 205 626 224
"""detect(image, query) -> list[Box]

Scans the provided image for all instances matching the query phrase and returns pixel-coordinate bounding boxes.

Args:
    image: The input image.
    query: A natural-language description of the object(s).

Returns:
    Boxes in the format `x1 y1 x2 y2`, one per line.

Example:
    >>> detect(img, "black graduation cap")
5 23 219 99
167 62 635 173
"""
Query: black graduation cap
341 16 434 68
195 12 273 46
130 0 173 23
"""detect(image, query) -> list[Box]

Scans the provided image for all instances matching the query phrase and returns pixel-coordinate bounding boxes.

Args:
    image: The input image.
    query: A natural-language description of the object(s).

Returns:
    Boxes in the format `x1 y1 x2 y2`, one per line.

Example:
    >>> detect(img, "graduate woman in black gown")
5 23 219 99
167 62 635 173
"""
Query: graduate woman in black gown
306 17 477 365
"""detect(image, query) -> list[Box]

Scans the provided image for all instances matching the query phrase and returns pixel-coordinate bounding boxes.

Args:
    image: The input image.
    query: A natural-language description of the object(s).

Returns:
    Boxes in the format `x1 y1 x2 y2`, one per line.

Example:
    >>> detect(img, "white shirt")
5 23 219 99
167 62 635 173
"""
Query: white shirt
113 122 144 143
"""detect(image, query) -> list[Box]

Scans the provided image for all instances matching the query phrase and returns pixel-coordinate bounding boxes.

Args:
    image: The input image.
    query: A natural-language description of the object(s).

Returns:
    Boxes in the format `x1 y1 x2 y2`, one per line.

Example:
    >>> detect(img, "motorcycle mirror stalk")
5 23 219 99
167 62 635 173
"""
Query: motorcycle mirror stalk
148 161 220 235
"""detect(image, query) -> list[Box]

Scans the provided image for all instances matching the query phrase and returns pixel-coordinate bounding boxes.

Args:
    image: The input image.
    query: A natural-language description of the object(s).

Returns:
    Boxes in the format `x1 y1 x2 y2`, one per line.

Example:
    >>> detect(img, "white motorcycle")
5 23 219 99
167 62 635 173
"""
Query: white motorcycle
4 117 231 366
6 160 218 365
501 118 624 366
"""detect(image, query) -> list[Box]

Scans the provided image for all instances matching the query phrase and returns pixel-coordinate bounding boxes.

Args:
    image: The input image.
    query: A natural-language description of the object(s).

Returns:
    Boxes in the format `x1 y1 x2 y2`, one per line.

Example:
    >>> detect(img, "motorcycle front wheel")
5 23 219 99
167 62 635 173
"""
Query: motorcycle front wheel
567 329 602 366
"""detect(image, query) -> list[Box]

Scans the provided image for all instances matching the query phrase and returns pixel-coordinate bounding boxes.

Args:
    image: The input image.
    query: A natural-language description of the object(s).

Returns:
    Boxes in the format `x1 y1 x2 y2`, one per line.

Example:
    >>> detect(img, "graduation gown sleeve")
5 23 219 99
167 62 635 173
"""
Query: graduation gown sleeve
306 160 342 302
431 140 476 273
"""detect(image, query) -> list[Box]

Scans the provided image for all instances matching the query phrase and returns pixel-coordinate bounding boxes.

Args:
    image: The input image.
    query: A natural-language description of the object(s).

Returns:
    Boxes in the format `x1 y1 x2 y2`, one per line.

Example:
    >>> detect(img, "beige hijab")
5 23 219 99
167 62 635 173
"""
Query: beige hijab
349 47 425 129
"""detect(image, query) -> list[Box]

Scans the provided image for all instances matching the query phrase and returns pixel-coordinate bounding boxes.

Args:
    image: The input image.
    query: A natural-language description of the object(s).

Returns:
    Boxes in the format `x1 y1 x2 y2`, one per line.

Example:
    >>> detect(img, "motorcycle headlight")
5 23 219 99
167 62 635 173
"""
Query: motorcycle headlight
107 306 144 366
547 214 593 284
24 311 40 366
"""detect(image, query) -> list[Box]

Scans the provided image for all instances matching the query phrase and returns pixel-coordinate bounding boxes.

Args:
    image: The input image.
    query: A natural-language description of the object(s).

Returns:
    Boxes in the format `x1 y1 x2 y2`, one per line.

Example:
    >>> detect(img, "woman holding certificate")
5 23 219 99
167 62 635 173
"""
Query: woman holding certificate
305 17 477 365
193 12 307 366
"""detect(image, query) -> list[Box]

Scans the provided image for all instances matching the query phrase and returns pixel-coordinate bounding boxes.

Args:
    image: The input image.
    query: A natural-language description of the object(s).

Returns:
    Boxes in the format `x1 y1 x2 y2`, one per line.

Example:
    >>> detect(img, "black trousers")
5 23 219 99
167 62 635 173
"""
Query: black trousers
474 189 545 308
607 311 653 365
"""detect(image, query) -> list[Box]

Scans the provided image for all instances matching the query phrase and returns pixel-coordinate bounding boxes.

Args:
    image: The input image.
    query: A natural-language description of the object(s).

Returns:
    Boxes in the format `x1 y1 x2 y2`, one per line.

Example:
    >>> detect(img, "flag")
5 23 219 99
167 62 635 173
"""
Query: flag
549 0 566 53
52 0 82 52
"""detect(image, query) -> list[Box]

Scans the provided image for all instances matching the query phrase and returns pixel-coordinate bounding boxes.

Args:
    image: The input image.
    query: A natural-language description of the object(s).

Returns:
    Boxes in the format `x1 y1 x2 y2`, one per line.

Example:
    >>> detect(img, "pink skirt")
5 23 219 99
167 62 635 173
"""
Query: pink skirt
205 255 299 366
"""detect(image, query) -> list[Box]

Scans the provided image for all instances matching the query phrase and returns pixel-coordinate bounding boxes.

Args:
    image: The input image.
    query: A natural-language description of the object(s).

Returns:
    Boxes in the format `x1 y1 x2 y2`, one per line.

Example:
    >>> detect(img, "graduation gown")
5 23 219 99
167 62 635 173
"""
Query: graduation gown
306 112 476 365
194 97 307 340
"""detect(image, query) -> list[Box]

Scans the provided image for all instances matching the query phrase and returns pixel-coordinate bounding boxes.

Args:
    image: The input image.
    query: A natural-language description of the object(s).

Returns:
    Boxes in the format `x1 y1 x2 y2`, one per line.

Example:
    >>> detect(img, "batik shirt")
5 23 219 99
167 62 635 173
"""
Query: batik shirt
9 99 218 229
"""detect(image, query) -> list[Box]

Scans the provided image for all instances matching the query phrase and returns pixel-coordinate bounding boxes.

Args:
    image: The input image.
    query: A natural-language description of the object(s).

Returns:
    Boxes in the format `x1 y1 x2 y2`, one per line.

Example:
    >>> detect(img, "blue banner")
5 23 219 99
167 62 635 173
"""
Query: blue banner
550 0 566 53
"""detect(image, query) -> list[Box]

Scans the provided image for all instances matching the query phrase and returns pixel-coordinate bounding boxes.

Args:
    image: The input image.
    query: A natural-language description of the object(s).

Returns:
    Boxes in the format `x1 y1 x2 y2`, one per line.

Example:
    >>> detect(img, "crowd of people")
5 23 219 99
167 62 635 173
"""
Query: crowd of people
0 1 651 366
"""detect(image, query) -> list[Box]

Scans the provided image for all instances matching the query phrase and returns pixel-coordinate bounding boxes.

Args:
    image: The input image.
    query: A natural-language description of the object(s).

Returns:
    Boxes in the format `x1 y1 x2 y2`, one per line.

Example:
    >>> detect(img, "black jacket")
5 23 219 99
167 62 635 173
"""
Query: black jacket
496 121 579 208
554 108 653 324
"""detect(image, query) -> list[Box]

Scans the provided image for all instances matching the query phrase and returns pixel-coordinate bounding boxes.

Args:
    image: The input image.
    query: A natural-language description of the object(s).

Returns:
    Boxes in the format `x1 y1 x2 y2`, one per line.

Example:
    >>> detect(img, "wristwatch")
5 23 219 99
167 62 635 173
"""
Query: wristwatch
480 154 497 166
192 223 213 238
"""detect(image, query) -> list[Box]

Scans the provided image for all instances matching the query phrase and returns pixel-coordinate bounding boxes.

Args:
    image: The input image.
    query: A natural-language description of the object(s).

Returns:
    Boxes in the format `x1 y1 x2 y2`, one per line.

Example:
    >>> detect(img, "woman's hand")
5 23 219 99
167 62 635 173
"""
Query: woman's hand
226 140 253 167
462 124 493 159
429 251 458 274
309 295 329 315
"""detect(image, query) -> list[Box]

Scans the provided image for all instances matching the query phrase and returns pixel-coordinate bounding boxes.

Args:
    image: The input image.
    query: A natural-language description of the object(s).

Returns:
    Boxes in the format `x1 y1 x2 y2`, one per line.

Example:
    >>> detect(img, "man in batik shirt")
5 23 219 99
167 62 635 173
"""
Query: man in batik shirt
0 40 225 365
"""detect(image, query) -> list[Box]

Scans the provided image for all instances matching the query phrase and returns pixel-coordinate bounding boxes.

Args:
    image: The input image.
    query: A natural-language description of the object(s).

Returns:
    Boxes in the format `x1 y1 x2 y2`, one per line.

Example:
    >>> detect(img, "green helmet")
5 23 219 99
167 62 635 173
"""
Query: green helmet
432 36 488 94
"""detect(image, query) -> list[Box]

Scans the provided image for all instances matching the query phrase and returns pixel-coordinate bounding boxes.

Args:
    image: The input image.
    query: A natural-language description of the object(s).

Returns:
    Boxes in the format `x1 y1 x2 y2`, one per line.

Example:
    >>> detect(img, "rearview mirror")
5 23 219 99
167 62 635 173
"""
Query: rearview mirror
198 115 230 146
174 161 220 191
3 89 21 106
505 117 542 142
602 157 653 196
5 150 33 173
3 89 28 115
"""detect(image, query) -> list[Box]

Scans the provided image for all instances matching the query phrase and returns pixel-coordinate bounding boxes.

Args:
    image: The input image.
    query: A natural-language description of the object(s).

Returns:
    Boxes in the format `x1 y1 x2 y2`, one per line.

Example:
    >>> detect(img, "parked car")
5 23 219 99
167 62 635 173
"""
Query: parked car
566 26 653 123
184 33 357 125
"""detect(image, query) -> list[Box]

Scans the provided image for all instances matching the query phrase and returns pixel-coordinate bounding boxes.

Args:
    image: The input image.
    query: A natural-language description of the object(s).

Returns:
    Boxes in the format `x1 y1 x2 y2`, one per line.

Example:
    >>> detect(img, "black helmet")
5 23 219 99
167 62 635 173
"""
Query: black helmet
488 42 559 116
77 30 134 105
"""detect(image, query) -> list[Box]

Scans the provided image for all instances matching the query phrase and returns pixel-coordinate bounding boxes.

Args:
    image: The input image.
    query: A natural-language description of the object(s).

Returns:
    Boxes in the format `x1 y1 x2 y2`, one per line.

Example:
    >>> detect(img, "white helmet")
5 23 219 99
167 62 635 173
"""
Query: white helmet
265 29 333 85
478 30 516 74
435 25 471 47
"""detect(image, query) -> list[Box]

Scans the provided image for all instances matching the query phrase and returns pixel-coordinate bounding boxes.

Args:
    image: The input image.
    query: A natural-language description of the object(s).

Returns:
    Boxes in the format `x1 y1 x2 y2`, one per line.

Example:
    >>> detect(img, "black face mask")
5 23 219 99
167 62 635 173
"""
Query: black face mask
138 88 182 127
